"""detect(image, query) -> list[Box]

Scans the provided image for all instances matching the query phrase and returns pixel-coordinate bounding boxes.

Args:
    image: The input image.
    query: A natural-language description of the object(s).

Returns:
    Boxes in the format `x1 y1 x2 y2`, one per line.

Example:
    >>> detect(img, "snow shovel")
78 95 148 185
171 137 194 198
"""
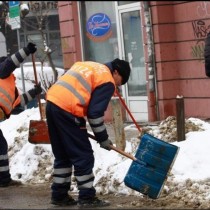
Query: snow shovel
88 132 179 199
28 54 50 144
114 91 179 198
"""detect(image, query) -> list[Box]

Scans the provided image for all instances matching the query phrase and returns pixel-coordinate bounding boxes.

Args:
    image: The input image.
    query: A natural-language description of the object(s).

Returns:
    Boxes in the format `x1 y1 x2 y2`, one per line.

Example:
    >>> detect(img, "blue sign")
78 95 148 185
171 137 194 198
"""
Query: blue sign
9 1 19 7
86 13 111 38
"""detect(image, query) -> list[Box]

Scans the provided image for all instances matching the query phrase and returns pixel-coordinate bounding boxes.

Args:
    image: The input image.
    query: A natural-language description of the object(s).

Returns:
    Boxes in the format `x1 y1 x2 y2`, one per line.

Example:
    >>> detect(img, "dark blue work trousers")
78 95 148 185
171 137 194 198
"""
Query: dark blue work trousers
0 129 11 185
46 101 96 200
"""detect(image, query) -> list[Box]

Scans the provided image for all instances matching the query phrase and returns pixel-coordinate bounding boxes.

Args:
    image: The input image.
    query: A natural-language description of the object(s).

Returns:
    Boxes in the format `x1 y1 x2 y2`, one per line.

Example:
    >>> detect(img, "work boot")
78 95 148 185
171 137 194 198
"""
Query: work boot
51 195 77 206
0 179 22 187
77 196 110 208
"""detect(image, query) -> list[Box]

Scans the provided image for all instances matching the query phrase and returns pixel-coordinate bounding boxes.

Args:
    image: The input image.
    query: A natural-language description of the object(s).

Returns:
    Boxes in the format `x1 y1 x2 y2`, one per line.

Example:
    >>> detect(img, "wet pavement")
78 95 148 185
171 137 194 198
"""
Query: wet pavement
0 123 141 209
0 184 53 209
0 183 136 209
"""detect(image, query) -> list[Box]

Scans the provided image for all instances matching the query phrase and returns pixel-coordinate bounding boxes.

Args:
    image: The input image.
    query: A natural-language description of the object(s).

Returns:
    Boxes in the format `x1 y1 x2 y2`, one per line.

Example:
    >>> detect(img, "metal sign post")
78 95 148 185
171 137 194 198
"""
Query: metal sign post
9 1 21 30
9 1 26 97
17 29 26 94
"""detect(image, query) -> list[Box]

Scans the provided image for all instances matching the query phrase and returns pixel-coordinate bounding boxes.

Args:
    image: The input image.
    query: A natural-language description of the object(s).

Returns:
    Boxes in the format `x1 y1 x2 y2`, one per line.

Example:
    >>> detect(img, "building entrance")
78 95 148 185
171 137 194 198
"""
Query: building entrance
79 1 148 122
117 3 148 121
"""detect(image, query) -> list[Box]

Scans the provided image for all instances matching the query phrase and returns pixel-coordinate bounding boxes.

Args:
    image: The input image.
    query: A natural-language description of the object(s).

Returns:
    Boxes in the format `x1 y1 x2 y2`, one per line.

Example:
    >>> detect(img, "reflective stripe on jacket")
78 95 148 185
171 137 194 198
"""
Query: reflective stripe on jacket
47 61 115 117
0 74 21 116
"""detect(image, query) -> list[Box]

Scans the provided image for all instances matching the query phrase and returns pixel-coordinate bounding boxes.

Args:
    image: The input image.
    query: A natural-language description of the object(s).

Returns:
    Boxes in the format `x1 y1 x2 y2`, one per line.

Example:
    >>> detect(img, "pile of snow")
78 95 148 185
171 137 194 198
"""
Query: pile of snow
2 108 210 201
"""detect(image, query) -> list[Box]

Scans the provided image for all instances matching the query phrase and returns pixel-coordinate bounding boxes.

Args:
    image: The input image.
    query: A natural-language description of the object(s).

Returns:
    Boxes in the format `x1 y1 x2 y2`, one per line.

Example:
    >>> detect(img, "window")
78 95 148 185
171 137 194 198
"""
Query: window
19 8 63 67
118 1 138 6
80 1 119 63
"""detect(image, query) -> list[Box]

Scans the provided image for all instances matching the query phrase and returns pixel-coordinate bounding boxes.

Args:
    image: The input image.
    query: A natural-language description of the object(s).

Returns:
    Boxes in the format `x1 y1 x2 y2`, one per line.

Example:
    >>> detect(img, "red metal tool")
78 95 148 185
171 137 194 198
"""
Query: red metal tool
28 54 50 144
115 90 142 133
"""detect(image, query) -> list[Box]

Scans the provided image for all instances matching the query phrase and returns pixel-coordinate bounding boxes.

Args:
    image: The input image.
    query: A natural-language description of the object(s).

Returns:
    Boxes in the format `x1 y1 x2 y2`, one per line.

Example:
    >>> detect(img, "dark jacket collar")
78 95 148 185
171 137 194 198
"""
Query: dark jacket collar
104 62 114 74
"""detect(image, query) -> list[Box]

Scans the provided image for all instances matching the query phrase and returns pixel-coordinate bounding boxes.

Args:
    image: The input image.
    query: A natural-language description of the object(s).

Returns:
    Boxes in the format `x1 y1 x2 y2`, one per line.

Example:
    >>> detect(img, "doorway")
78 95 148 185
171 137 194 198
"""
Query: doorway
117 3 148 122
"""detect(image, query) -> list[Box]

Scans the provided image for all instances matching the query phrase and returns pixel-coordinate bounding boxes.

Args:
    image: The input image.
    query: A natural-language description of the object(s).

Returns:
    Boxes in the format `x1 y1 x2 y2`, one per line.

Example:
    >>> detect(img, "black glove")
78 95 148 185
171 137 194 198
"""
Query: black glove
0 56 7 63
26 42 37 54
99 139 113 151
21 82 43 105
28 82 42 99
33 82 42 95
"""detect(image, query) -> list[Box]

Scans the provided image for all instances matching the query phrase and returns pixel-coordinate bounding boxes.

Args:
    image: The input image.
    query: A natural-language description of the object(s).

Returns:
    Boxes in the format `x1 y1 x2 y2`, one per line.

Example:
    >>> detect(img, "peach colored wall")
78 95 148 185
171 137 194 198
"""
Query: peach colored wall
148 1 210 120
57 1 82 70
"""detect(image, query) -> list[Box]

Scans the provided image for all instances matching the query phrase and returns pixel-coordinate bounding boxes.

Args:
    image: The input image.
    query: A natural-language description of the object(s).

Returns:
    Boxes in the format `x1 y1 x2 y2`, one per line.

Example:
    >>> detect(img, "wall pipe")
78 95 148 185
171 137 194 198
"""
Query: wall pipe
142 1 160 121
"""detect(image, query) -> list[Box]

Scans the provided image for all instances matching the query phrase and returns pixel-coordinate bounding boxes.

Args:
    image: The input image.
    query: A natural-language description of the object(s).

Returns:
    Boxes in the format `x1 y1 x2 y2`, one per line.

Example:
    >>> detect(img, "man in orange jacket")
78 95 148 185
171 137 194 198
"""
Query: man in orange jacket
46 58 131 207
0 43 43 187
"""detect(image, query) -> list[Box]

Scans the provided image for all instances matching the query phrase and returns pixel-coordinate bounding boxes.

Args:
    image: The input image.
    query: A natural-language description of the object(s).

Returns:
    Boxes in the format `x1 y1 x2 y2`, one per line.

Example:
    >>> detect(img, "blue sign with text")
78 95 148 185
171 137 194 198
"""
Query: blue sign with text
86 13 111 38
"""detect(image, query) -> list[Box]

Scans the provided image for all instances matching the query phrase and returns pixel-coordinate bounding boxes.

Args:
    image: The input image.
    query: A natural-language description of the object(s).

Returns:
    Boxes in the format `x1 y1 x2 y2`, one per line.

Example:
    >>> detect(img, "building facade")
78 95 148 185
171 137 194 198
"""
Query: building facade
58 1 148 122
1 1 209 122
57 1 210 122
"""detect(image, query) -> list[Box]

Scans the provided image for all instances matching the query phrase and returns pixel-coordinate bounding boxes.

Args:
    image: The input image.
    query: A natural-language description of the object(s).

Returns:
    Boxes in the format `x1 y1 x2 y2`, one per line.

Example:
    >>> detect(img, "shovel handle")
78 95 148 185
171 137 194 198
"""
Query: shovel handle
109 145 137 161
115 90 142 133
31 54 43 120
87 133 137 161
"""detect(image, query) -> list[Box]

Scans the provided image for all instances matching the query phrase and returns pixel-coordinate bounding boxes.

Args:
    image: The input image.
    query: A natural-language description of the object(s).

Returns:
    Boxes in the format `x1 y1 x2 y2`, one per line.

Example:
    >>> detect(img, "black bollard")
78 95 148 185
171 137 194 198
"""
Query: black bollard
176 96 185 141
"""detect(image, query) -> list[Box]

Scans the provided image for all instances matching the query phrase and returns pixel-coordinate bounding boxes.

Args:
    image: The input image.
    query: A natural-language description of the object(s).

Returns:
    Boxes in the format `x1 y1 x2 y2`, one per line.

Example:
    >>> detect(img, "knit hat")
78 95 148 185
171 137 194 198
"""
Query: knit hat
111 58 131 85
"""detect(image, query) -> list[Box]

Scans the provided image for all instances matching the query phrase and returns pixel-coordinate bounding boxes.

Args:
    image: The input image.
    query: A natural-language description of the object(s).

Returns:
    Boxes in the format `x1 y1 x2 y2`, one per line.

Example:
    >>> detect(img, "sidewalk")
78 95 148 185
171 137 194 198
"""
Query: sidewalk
0 183 140 209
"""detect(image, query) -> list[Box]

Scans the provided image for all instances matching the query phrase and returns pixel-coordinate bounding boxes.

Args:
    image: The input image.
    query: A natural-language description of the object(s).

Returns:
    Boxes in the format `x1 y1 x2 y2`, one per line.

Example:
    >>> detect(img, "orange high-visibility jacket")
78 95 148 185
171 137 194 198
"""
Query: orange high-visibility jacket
47 61 115 117
0 74 21 116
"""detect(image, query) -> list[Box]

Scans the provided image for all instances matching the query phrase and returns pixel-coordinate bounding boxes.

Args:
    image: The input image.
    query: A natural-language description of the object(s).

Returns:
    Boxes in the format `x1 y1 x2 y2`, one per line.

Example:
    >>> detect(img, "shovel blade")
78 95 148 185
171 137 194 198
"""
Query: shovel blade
28 120 50 144
124 133 179 199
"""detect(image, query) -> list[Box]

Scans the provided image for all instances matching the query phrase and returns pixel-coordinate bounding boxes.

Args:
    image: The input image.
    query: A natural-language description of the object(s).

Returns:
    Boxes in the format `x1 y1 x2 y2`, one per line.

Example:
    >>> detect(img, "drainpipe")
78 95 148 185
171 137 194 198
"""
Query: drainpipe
142 1 160 121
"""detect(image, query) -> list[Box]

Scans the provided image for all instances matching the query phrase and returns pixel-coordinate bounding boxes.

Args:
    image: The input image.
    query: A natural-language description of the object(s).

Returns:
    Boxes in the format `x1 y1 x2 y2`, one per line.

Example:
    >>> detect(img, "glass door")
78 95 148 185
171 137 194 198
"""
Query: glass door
118 3 148 122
